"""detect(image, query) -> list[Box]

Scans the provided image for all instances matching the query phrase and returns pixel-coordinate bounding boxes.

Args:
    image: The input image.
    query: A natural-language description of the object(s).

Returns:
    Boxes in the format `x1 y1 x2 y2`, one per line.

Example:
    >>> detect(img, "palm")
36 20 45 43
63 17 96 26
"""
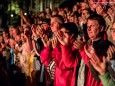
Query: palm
42 35 51 47
84 44 95 58
90 54 106 75
56 31 69 46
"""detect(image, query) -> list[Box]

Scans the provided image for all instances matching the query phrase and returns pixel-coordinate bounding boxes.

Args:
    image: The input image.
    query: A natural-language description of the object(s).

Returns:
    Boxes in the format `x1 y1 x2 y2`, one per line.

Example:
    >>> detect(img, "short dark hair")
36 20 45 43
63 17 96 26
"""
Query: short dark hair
61 22 78 38
88 14 106 30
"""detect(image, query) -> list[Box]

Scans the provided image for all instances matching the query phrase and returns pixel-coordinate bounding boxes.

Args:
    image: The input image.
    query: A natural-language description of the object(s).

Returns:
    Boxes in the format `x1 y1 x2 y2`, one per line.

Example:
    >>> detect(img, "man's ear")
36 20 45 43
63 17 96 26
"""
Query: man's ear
100 25 104 32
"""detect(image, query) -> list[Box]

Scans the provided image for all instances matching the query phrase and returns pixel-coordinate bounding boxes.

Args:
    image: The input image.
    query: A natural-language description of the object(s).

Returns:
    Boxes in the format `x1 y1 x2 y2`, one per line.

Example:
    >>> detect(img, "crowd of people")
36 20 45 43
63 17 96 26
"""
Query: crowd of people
0 0 115 86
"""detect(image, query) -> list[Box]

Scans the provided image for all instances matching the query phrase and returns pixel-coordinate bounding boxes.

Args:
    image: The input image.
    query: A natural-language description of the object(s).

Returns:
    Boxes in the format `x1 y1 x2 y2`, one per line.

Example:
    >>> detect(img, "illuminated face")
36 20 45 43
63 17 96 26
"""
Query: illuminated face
2 31 7 38
15 35 21 43
69 16 74 22
61 27 72 40
96 4 103 15
82 10 90 19
51 17 61 33
87 19 103 41
9 27 13 36
12 28 18 38
81 2 87 10
41 23 49 31
111 23 115 40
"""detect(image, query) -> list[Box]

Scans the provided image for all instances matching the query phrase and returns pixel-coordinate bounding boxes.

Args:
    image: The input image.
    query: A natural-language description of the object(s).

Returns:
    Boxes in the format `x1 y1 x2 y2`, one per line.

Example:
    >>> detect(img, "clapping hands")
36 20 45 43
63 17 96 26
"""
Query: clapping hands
41 34 51 47
84 43 107 75
107 45 115 61
55 30 69 46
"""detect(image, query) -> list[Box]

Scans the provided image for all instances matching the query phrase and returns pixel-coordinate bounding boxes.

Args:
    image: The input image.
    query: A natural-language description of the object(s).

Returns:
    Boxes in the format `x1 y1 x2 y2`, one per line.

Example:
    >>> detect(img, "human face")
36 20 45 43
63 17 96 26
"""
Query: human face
58 11 66 18
9 27 13 36
46 8 51 14
61 27 72 40
89 1 96 11
2 31 7 38
12 28 18 37
96 4 103 15
41 23 49 31
51 17 61 33
87 19 102 41
81 2 87 10
69 16 74 22
72 5 78 12
82 10 90 19
9 39 15 48
111 23 115 40
15 35 21 43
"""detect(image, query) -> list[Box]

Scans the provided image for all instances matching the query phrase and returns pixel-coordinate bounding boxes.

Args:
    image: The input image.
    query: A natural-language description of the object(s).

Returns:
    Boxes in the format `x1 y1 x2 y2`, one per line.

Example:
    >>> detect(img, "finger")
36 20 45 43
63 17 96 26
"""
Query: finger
73 44 79 49
73 40 79 45
51 39 54 45
84 44 91 55
107 49 111 57
108 47 112 58
56 31 63 41
84 44 87 51
54 37 57 44
41 36 46 45
111 46 115 51
107 49 112 61
109 46 114 54
57 31 63 38
77 39 83 43
111 46 115 53
90 58 96 66
73 41 79 46
82 36 86 42
102 56 106 64
92 53 100 62
44 35 48 42
90 53 99 63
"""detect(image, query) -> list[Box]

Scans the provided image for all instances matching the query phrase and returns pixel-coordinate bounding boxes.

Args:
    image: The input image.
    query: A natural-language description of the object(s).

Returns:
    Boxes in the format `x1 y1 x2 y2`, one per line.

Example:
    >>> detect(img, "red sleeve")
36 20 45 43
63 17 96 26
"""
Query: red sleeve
61 45 76 68
79 49 89 67
40 47 52 66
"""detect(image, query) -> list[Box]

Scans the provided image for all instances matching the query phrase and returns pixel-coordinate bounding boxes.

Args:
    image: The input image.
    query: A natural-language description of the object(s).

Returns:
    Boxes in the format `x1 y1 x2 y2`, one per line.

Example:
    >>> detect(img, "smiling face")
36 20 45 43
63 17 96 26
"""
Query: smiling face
87 19 103 41
61 27 72 40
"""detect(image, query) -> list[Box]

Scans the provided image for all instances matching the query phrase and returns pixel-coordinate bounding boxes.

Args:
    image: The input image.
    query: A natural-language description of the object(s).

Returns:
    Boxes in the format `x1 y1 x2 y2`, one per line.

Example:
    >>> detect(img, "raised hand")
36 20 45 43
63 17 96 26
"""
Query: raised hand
41 34 51 47
90 54 106 75
51 36 59 49
31 24 38 38
56 31 69 46
24 28 31 40
73 39 85 50
20 10 24 17
107 45 115 61
36 25 44 38
84 44 95 58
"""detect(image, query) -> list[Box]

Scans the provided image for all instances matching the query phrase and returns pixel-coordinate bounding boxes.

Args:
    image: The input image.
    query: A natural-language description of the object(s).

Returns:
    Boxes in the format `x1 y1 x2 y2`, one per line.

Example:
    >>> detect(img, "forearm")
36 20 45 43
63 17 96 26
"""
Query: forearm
99 72 115 86
79 49 89 67
21 16 31 27
40 47 52 66
61 45 76 68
